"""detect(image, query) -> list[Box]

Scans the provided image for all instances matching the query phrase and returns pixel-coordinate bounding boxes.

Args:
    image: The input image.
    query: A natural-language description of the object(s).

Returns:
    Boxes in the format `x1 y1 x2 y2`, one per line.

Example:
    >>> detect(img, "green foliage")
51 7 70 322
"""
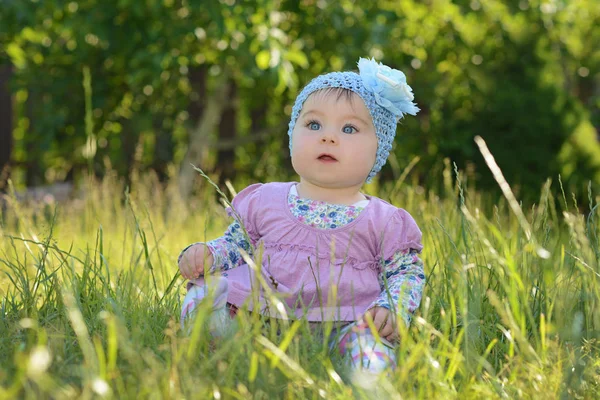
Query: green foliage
0 172 599 397
366 0 600 201
0 0 599 199
557 123 600 210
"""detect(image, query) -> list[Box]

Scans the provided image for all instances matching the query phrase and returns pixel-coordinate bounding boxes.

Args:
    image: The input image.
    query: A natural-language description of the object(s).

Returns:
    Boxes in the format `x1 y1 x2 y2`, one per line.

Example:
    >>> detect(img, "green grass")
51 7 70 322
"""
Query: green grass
1 169 599 399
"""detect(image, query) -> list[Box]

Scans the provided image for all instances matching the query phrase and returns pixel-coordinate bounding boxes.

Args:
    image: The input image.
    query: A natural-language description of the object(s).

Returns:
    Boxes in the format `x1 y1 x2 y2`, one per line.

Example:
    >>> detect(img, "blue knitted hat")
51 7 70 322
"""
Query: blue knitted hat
288 58 419 182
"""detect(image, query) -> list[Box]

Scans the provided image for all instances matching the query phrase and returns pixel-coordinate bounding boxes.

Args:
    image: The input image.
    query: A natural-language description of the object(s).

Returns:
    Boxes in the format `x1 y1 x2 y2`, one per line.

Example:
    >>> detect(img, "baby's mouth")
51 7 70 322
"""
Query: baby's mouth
317 154 338 162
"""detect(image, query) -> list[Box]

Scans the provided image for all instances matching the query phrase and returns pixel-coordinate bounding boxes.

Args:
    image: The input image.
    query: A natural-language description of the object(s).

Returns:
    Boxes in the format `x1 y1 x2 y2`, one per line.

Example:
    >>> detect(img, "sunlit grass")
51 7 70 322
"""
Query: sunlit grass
1 167 599 399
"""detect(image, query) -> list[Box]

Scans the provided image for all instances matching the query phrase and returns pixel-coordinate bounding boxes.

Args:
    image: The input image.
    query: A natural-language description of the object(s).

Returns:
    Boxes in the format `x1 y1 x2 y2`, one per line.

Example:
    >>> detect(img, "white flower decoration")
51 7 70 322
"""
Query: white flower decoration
358 57 420 119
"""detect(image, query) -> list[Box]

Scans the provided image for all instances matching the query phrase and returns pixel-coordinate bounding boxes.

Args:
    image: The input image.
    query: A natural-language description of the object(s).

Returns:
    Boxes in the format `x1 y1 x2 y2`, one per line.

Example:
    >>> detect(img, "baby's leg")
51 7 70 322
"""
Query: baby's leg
181 276 232 336
336 321 397 374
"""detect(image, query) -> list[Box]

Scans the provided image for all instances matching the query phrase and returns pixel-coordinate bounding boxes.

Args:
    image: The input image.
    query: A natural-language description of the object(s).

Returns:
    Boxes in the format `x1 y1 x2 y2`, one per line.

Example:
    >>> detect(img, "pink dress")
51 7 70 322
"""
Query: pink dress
221 182 423 321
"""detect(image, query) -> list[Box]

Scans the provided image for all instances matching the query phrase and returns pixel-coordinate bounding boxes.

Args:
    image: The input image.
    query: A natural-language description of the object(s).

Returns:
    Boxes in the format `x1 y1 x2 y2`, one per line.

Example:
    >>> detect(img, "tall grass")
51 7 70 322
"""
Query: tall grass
0 167 599 399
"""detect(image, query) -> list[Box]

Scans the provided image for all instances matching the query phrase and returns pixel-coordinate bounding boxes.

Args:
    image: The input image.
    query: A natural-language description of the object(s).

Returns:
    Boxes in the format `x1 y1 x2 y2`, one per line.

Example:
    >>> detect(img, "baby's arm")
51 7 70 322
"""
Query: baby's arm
178 220 253 279
369 249 426 328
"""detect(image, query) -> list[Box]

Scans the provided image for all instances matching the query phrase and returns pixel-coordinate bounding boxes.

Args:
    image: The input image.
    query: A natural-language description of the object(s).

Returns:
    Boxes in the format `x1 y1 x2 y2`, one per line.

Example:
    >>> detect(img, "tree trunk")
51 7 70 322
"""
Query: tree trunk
188 66 207 125
122 119 140 178
179 72 230 199
25 88 44 186
152 119 174 182
250 104 267 133
0 64 12 188
217 80 237 184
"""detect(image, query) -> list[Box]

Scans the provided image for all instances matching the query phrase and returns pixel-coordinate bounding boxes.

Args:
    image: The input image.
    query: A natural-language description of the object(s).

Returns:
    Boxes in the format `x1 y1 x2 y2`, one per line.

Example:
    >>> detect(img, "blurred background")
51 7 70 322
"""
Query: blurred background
0 0 598 202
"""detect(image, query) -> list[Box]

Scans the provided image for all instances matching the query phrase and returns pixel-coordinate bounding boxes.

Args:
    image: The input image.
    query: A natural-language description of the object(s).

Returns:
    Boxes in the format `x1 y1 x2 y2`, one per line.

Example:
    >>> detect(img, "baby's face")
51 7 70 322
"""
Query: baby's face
290 90 377 189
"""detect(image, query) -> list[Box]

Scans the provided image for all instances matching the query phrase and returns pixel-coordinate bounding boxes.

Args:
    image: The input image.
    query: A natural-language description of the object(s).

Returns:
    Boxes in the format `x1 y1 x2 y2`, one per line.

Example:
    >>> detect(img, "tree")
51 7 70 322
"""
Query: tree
1 0 598 202
0 64 12 187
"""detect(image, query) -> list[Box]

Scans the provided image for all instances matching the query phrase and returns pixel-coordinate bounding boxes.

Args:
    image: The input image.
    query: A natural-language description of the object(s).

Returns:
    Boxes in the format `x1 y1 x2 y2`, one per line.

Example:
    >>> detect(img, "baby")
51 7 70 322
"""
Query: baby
178 58 426 374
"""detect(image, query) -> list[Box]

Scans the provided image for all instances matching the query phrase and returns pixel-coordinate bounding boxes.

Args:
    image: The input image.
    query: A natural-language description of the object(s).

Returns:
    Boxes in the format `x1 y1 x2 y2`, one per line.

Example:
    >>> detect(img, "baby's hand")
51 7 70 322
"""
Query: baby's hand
364 306 399 343
178 244 213 280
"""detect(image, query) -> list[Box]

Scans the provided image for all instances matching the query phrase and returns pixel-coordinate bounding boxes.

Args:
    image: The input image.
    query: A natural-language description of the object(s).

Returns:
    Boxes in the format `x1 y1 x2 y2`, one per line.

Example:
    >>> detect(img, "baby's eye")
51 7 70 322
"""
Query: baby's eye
307 121 321 130
342 125 357 134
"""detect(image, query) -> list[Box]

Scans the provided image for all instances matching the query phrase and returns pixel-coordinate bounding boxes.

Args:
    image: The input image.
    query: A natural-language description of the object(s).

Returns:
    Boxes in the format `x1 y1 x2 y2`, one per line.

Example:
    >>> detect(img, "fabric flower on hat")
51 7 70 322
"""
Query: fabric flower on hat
358 57 419 120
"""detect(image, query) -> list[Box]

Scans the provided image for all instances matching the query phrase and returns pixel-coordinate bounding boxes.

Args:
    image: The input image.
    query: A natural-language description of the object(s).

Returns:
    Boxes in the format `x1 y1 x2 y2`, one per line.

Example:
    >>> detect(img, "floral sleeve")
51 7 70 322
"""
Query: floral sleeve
370 249 426 327
177 184 261 275
205 221 253 274
177 220 253 275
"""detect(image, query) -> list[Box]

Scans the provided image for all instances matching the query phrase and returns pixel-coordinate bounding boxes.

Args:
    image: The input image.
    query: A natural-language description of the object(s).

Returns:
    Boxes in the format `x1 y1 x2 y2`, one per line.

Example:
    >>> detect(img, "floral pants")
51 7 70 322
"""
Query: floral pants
182 277 396 374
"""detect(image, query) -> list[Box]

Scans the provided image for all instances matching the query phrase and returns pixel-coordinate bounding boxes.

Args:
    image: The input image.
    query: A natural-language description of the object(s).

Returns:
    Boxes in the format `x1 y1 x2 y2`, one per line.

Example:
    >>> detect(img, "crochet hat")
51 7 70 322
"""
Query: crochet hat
288 58 419 182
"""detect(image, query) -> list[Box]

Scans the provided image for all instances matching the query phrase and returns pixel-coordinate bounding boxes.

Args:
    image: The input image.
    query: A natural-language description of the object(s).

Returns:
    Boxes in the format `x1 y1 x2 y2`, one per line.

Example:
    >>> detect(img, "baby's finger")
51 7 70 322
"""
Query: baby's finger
179 256 190 275
180 256 195 279
372 311 389 332
178 262 188 278
192 246 202 267
180 267 190 280
378 321 394 338
364 307 378 321
362 308 375 324
385 331 399 343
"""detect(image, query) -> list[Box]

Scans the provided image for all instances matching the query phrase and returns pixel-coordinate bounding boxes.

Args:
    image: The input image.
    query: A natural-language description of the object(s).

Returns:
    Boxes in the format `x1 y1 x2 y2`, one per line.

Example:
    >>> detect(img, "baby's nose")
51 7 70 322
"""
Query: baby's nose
320 135 337 144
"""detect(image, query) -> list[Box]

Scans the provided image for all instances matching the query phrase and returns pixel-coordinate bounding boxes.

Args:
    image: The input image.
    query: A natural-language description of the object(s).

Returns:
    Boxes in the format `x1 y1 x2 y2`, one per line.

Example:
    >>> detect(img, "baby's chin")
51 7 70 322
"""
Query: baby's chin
297 175 368 190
